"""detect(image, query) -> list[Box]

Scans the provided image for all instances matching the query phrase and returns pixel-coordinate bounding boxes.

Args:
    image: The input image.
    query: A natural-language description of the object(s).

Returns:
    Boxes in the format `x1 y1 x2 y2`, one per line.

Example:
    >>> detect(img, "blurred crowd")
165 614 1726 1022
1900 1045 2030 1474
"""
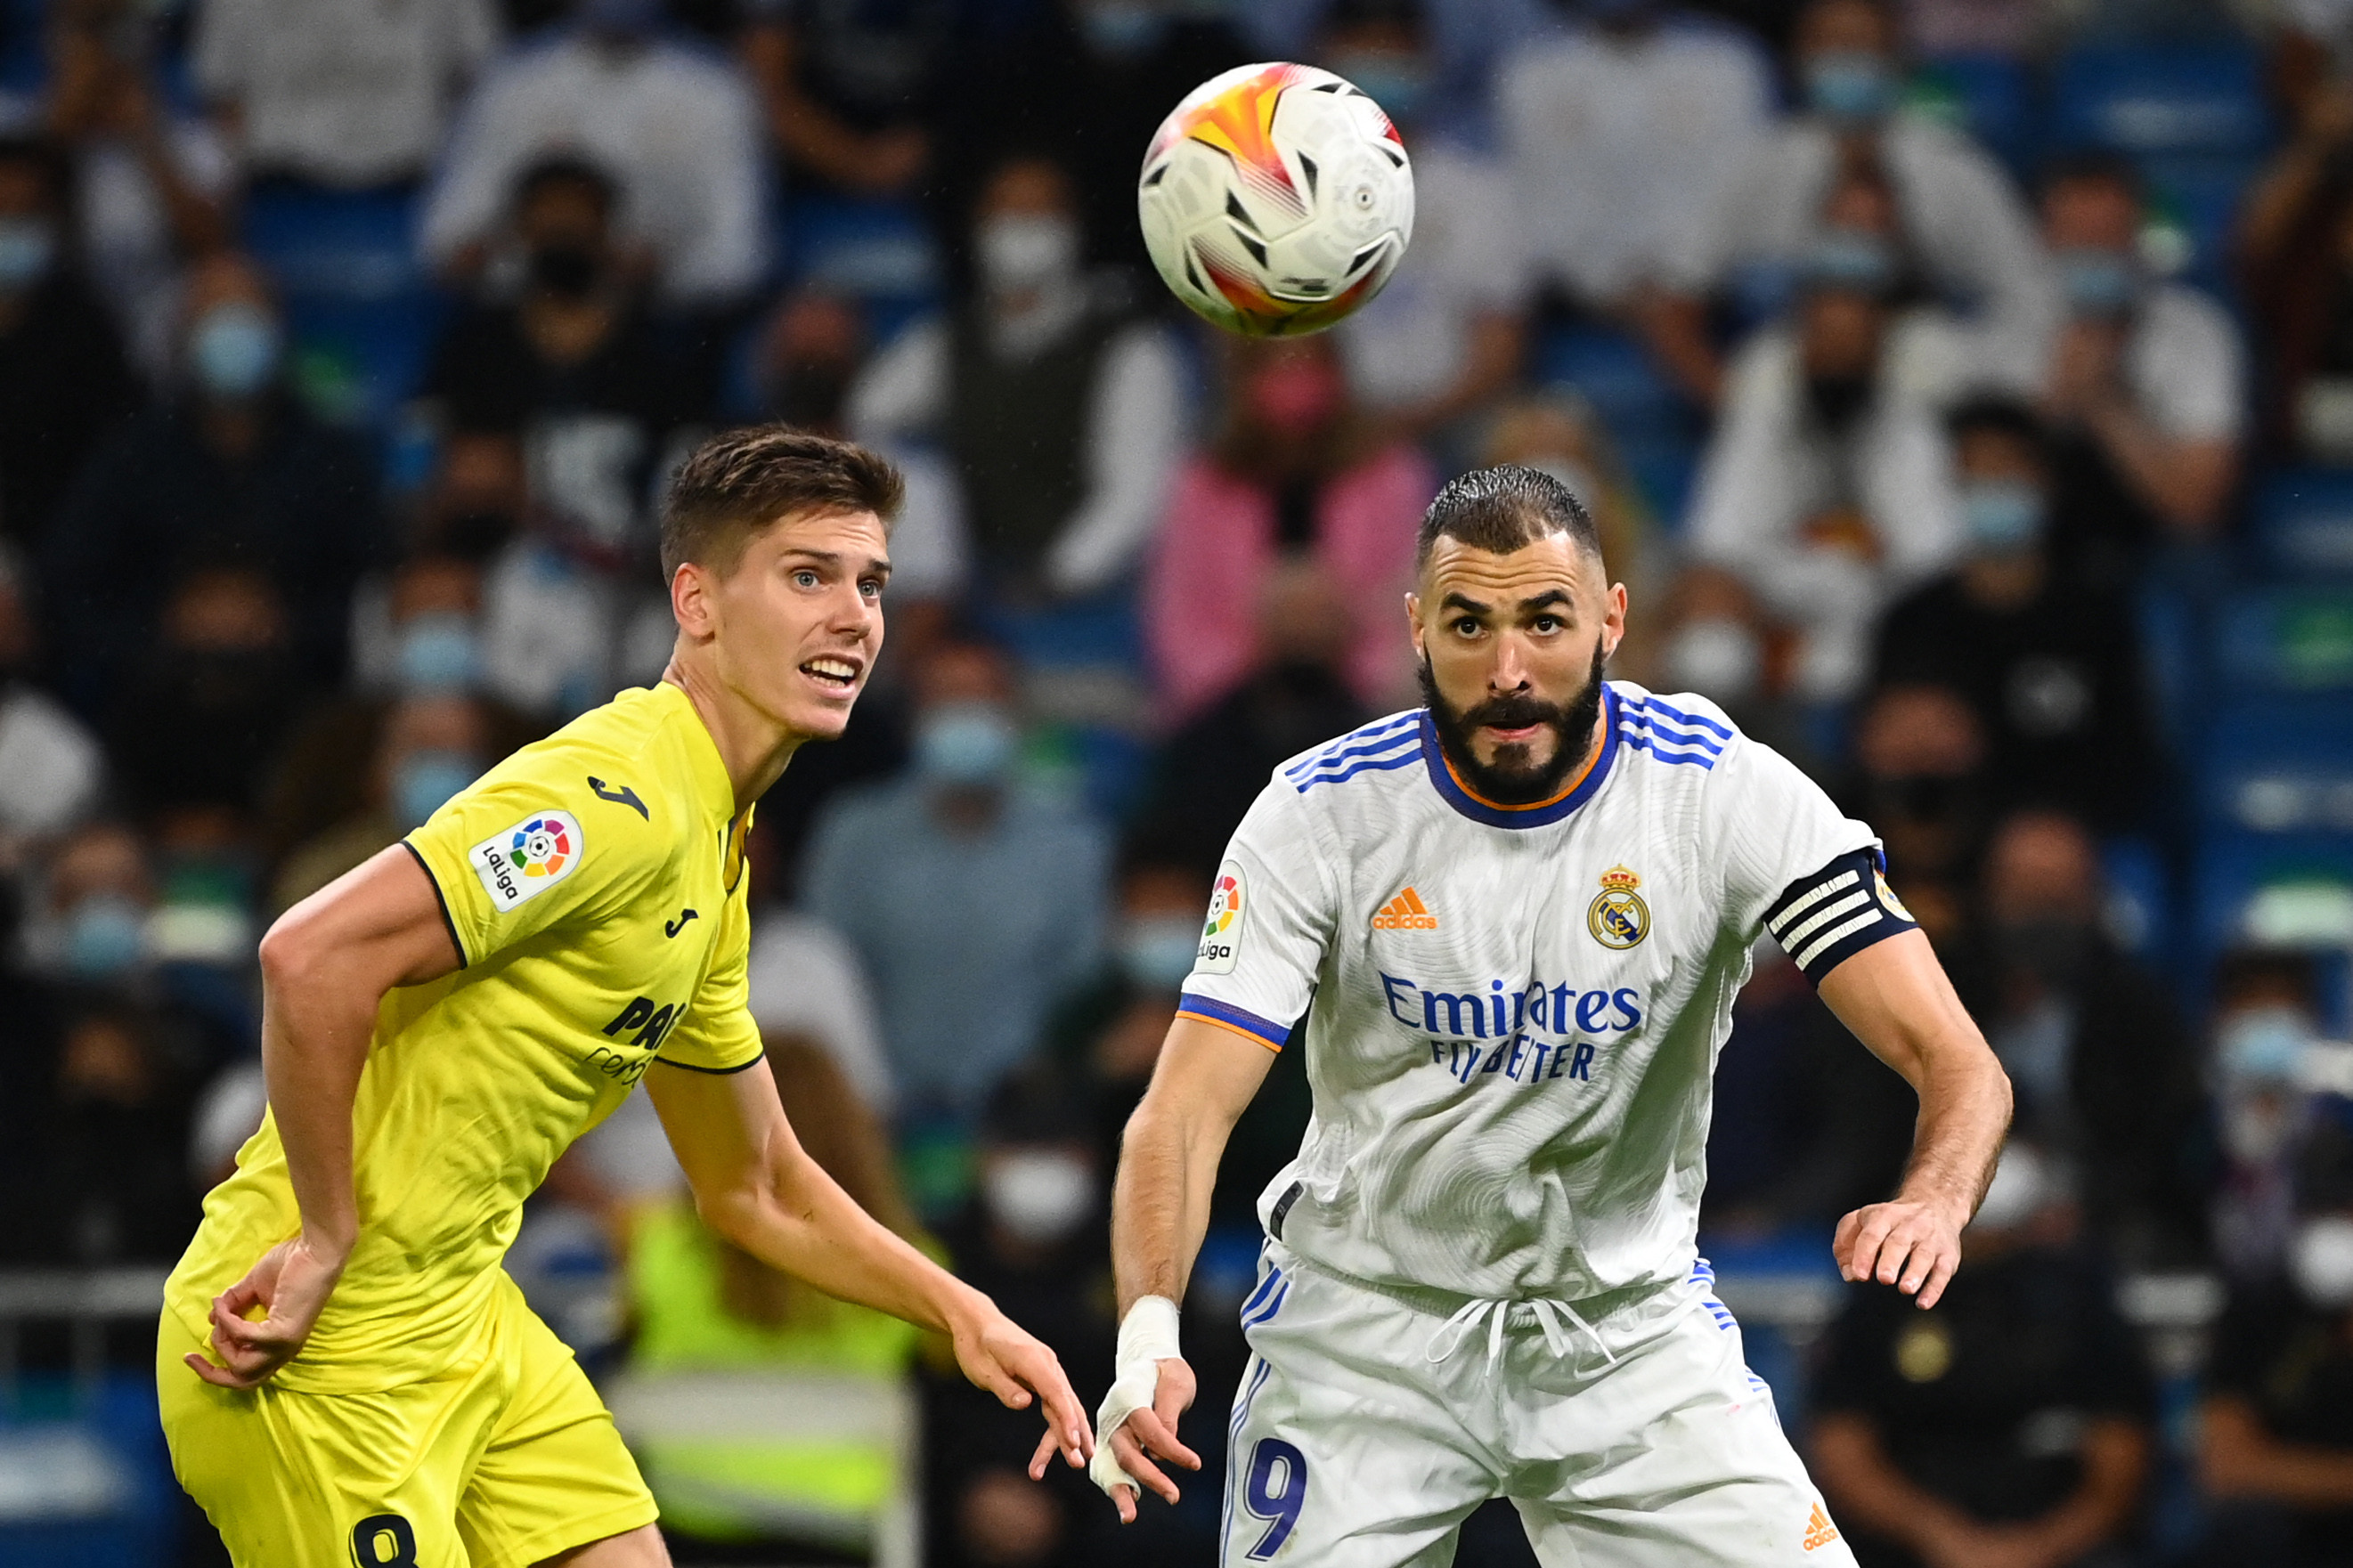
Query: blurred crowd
1 0 2352 1561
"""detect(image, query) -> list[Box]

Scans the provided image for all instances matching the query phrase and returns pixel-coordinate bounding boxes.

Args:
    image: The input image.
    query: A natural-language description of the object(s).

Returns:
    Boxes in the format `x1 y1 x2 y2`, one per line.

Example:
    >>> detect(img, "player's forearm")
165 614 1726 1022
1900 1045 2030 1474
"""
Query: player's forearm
1110 1093 1225 1313
2203 1399 2353 1506
256 948 379 1260
1893 1039 2010 1227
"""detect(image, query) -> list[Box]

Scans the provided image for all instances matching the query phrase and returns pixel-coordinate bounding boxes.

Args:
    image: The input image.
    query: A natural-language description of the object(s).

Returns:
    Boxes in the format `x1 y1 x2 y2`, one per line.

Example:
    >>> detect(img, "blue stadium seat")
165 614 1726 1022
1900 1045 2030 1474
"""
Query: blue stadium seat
1535 324 1689 442
240 183 444 430
1909 54 2037 174
0 1378 178 1568
777 191 940 340
2253 467 2353 578
2193 695 2353 956
2051 44 2272 158
2137 153 2262 291
2217 586 2353 694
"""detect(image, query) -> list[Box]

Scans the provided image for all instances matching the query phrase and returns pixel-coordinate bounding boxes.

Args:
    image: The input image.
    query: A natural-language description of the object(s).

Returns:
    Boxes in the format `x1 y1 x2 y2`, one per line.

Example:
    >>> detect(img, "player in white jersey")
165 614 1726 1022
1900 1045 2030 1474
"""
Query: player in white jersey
1074 467 2013 1565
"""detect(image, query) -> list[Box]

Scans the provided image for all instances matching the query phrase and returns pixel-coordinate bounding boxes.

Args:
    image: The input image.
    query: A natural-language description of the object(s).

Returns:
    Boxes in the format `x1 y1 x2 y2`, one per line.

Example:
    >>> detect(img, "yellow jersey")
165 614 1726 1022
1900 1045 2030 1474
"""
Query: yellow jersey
166 682 766 1393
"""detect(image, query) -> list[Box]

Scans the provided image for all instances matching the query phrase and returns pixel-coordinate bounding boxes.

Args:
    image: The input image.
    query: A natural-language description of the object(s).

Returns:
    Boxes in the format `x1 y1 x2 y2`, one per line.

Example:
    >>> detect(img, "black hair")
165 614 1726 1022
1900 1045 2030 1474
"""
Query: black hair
513 154 619 218
1414 464 1601 573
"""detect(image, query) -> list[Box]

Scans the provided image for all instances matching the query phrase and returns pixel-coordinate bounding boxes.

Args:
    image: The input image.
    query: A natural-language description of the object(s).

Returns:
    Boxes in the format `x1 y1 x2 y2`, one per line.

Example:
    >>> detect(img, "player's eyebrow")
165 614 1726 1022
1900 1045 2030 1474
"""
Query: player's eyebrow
779 547 892 578
1439 591 1493 617
1516 589 1573 613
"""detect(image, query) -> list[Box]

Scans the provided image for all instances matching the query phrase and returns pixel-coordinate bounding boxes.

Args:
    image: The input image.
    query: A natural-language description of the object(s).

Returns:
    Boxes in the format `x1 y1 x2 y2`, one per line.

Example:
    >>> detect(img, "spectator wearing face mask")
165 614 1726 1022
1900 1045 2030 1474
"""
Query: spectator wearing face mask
1873 398 2159 831
20 818 157 987
2199 1184 2353 1568
0 545 104 857
848 155 1185 604
1314 0 1530 450
41 0 234 380
268 693 490 914
2209 950 2338 1284
2038 154 2243 587
0 136 133 559
1811 1141 2157 1568
925 1063 1119 1568
45 252 381 713
1144 334 1437 722
419 0 768 307
1494 0 1769 324
1648 0 2054 405
1684 251 1964 705
800 639 1110 1125
1844 682 1989 938
1953 810 2206 1266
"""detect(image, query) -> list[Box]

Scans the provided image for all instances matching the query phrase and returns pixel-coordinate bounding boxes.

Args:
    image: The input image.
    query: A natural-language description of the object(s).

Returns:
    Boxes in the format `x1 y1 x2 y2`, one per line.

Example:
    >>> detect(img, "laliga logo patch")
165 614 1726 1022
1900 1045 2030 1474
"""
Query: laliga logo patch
1587 865 1649 950
1197 864 1244 974
470 808 584 910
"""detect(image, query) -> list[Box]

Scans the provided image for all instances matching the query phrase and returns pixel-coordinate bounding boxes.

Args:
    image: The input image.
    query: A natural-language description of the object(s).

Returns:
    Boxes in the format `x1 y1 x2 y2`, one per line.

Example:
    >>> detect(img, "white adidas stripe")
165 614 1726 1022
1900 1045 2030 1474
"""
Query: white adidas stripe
1766 870 1859 937
1778 889 1870 951
1795 908 1885 971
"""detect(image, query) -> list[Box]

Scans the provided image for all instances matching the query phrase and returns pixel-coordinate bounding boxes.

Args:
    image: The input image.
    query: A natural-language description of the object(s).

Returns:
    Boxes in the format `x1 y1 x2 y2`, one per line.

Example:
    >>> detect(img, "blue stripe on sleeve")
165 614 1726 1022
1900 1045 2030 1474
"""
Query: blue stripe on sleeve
1176 993 1293 1049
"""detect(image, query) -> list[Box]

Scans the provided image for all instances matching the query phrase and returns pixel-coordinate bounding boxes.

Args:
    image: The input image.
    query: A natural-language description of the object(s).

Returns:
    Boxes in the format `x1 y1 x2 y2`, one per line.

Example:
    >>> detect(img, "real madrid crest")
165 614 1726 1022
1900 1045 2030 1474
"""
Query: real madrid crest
1588 865 1649 949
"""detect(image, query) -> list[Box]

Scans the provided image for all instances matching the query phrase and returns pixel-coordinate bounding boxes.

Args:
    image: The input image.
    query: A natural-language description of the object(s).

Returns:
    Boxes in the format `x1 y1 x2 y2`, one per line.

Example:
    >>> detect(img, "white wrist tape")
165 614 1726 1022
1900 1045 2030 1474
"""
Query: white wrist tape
1089 1295 1181 1497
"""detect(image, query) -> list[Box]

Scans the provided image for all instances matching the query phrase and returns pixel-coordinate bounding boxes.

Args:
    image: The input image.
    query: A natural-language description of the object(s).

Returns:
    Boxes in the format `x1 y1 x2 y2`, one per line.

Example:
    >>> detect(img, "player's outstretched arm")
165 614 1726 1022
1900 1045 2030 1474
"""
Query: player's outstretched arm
1817 929 2014 1311
185 847 463 1389
1094 1016 1278 1522
647 1056 1093 1473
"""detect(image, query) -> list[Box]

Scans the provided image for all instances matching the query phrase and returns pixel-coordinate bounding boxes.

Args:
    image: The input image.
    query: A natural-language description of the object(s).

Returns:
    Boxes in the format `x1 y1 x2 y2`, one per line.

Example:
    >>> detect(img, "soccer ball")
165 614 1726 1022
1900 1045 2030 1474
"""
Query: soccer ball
1137 61 1415 337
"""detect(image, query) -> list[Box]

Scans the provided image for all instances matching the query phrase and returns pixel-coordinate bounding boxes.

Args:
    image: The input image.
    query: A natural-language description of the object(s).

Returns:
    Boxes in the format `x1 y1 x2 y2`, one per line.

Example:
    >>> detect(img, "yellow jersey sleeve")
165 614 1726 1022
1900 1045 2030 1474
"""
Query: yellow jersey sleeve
403 748 667 969
656 866 764 1074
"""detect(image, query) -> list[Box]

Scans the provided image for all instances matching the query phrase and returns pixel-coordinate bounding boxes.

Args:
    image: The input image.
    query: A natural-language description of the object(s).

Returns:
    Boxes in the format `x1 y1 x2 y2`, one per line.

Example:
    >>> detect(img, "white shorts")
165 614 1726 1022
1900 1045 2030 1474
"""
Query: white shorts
1219 1240 1858 1567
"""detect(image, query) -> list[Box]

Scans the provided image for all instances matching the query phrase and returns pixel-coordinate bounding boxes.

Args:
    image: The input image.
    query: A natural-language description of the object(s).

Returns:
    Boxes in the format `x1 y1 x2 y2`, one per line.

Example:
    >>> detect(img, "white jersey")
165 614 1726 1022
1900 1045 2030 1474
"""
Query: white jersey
1177 681 1914 1306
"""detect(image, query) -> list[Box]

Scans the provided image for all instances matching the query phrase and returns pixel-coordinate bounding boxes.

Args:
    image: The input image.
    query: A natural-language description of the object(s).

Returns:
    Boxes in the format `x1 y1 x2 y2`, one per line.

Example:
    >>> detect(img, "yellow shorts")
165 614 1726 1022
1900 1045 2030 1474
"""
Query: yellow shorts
157 1272 658 1568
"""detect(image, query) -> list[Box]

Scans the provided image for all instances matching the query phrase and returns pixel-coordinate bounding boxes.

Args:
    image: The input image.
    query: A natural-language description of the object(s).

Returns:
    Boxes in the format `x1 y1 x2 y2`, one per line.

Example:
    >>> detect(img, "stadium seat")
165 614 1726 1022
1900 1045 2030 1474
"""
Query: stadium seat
0 1377 178 1568
2253 467 2353 579
240 183 444 432
777 191 940 343
2192 695 2353 959
1909 55 2037 175
2216 586 2353 695
2050 43 2272 158
2137 153 2262 292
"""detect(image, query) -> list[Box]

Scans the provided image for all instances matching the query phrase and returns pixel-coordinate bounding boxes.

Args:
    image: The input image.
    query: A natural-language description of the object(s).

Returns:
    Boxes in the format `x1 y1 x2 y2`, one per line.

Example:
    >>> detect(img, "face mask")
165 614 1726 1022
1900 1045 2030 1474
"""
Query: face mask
1806 231 1896 294
1249 359 1346 439
1119 914 1201 990
983 1150 1095 1245
2294 1215 2353 1308
64 894 146 979
1961 479 2048 555
392 749 478 832
2218 1004 2316 1085
528 241 600 299
976 214 1080 298
0 216 56 290
1665 618 1763 704
1971 1142 2051 1231
2222 1087 2301 1165
189 302 282 399
766 360 852 430
915 703 1019 788
1994 914 2088 987
2056 248 2138 317
1078 1 1167 56
1805 371 1874 428
395 613 483 694
1804 51 1895 121
1326 52 1431 126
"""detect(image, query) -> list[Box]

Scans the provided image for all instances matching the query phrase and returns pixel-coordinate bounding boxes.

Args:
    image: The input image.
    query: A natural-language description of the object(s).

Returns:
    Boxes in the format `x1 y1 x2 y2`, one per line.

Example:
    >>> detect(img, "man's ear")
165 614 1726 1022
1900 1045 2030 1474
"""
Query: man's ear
1602 581 1629 662
672 561 717 641
1405 590 1425 662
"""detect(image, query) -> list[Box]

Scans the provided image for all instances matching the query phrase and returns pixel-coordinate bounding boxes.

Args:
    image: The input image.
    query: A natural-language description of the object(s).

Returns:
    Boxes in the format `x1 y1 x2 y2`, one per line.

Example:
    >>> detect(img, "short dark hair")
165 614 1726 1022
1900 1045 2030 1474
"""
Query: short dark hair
1946 394 2047 457
660 427 904 581
514 154 617 218
1415 464 1601 573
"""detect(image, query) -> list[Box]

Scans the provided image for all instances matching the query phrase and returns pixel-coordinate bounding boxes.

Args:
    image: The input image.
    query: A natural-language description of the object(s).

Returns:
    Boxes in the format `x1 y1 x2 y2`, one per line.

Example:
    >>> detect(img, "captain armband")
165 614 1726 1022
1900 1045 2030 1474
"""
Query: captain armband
1762 848 1919 985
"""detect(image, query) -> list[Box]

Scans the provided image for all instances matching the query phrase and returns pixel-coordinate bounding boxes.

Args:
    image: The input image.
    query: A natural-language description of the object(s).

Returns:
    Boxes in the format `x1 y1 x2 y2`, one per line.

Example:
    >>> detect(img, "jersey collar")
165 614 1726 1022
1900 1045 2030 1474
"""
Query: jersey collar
1419 685 1619 830
653 679 739 826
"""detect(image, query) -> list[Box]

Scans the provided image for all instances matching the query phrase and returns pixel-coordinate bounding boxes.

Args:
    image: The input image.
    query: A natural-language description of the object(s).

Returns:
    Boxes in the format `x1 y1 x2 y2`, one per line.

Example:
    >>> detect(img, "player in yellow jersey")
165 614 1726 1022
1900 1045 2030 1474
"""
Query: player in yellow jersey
157 431 1095 1567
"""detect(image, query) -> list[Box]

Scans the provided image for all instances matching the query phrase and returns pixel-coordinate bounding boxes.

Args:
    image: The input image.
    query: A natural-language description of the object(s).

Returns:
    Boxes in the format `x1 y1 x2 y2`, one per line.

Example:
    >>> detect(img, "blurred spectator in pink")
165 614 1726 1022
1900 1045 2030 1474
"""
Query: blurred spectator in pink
1494 0 1770 326
1316 0 1530 449
2241 77 2353 468
848 155 1183 603
1683 247 1963 704
0 136 133 559
2038 153 2241 587
1649 0 2053 405
45 252 381 711
1144 335 1436 723
40 0 234 380
737 0 950 199
194 0 500 191
420 0 767 308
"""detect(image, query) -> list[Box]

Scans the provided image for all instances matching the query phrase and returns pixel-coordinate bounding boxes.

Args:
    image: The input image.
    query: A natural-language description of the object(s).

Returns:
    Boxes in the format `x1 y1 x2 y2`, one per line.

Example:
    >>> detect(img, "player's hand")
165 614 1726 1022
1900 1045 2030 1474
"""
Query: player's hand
1835 1197 1966 1308
183 1234 347 1389
950 1305 1093 1476
1103 1356 1201 1524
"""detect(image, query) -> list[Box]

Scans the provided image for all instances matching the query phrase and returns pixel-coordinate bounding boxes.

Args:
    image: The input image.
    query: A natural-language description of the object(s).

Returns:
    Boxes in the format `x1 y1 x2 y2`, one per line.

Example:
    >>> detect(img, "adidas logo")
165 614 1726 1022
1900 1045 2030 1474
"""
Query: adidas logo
1802 1504 1841 1552
1372 887 1438 930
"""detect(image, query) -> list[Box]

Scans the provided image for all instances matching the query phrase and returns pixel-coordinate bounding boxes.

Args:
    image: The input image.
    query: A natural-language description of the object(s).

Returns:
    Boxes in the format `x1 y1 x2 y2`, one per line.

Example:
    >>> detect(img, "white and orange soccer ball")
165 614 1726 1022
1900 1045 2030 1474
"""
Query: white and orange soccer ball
1137 61 1415 337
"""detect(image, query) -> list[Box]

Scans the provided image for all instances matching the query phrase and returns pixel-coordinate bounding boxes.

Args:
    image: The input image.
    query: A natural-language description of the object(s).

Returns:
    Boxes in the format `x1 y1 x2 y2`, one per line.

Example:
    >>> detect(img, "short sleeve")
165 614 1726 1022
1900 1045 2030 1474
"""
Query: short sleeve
403 753 667 968
1176 779 1339 1052
656 869 764 1074
1707 727 1915 985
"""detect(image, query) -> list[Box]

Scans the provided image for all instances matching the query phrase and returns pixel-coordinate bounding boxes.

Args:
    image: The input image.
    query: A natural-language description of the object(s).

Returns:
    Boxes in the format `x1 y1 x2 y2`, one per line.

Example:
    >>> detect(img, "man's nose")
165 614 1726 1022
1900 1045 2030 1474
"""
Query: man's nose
1487 633 1532 693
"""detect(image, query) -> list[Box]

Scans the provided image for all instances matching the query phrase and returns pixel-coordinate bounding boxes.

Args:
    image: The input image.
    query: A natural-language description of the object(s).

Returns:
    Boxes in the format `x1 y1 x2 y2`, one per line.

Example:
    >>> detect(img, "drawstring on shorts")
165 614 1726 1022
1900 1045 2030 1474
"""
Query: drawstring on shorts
1422 1295 1620 1372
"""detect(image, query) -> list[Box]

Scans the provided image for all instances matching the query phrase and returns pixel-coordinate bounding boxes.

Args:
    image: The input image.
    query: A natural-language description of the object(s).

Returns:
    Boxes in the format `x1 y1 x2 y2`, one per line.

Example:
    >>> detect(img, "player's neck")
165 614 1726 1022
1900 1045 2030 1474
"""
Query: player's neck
661 660 807 813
